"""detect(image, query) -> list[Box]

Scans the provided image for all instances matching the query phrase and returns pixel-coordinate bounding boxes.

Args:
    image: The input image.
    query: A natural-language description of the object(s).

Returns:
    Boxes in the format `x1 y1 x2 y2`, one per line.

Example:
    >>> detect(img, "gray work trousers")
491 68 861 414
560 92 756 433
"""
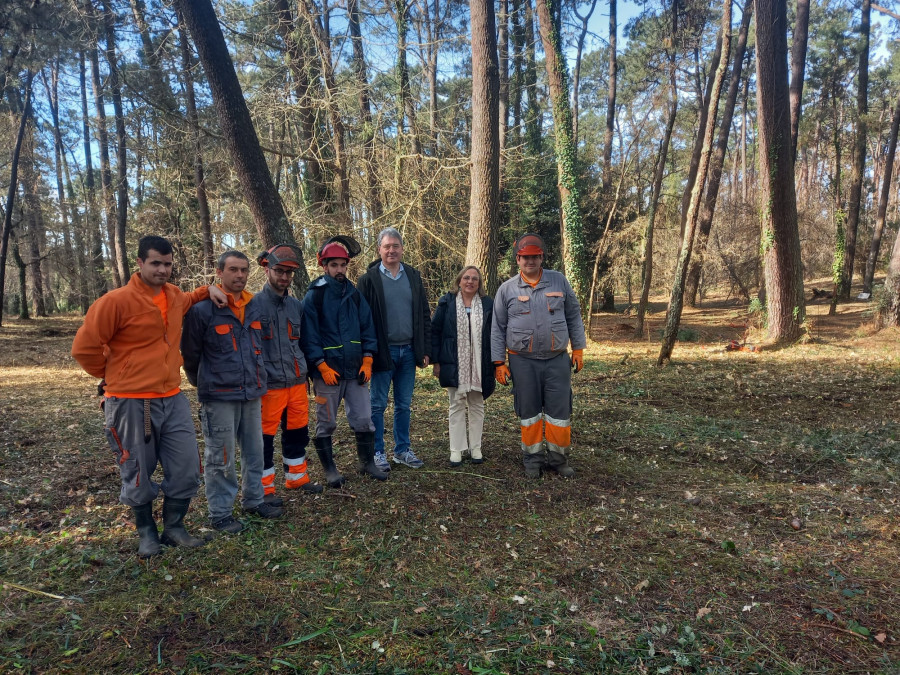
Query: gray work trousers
103 393 201 506
200 399 265 522
312 378 375 438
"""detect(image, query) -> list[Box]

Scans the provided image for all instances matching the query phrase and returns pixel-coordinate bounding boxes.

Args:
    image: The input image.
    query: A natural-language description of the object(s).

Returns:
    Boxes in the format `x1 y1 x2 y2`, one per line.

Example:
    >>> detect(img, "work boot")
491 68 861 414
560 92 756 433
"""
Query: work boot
315 437 346 488
356 431 388 481
160 497 206 548
131 502 161 558
299 482 324 494
263 493 284 507
522 450 546 479
547 450 575 478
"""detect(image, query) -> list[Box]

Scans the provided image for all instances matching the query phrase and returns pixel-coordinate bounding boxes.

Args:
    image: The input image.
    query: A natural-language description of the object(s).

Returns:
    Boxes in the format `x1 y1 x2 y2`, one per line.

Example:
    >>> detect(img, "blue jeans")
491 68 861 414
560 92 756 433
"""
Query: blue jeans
200 399 265 521
370 344 416 455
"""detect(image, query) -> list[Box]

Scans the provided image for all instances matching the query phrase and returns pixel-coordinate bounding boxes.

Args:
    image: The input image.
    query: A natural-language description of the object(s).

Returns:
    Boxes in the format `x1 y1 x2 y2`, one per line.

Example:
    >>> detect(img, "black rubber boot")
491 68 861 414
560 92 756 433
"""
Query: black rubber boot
132 502 161 558
315 437 346 488
522 450 546 479
160 497 206 548
355 431 388 481
547 450 575 478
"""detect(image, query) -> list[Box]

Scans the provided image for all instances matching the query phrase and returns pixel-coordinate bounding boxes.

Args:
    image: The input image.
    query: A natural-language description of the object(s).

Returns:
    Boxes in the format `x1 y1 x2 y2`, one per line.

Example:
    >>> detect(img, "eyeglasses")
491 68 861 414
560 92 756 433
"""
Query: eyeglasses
461 276 480 282
270 268 295 277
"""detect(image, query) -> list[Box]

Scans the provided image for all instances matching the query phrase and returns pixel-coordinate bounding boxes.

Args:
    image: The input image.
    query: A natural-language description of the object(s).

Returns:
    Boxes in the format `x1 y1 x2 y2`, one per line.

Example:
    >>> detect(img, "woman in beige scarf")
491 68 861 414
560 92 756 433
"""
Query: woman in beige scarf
431 267 496 466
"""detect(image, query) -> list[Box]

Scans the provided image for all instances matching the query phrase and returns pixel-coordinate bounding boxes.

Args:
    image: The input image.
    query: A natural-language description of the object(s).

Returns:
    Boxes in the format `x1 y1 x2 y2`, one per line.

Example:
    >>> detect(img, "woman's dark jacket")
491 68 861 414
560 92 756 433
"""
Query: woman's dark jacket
430 292 495 400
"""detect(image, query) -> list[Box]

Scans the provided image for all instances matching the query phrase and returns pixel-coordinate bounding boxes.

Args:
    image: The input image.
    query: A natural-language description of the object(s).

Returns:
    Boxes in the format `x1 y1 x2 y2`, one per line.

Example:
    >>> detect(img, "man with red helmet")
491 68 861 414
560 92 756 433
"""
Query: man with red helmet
301 236 386 482
254 244 324 503
491 233 586 479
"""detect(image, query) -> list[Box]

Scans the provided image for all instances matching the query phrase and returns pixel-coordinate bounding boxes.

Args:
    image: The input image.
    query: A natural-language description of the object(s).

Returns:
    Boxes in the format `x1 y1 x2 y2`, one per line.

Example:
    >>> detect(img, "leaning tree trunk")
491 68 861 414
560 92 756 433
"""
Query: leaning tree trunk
465 0 501 295
789 0 810 163
534 0 589 315
685 2 752 307
679 34 722 240
0 70 33 327
658 0 732 365
756 0 806 341
841 0 870 298
173 0 309 286
864 93 900 293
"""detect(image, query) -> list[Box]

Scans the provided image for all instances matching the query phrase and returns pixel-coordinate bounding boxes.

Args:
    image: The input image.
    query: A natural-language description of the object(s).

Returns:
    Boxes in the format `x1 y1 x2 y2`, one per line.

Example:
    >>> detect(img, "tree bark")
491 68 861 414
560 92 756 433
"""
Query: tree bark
755 0 806 342
880 222 900 326
602 0 616 192
101 0 130 284
658 0 732 364
864 93 900 294
88 43 122 288
679 33 722 240
465 0 501 294
175 7 214 273
534 0 589 313
348 0 382 222
841 0 870 298
79 51 106 298
173 0 309 286
0 69 32 327
523 0 541 154
789 0 810 163
685 2 753 307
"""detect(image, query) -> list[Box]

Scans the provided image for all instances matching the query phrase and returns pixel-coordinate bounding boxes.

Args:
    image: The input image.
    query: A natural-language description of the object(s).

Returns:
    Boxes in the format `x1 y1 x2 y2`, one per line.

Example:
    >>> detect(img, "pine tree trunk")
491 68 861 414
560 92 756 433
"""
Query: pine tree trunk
864 94 900 294
789 0 810 163
88 44 122 288
175 8 214 273
0 70 32 327
881 226 900 326
534 0 589 314
841 0 870 298
466 0 501 294
79 51 106 298
101 0 130 284
756 0 806 342
602 0 616 192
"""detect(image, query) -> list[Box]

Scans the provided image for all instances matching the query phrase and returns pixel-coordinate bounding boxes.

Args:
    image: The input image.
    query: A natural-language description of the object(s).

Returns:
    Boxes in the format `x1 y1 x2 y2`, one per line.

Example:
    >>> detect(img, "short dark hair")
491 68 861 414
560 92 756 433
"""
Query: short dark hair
217 250 249 271
137 235 173 260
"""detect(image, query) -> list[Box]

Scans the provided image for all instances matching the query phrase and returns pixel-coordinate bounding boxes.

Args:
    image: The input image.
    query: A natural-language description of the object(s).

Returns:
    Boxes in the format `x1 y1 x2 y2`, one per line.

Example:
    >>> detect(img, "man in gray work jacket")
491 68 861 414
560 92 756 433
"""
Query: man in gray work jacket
491 233 586 479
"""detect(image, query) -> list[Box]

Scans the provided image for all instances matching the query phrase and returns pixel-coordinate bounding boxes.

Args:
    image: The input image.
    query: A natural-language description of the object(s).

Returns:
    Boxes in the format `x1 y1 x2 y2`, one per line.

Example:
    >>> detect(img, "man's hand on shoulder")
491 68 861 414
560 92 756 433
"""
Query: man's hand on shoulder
208 285 227 308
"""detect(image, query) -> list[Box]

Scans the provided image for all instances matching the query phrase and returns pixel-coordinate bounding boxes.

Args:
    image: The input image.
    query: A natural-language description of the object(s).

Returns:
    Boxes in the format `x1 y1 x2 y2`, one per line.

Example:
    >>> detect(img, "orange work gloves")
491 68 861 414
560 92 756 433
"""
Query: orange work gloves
358 356 374 384
317 362 340 385
571 349 584 374
495 361 511 386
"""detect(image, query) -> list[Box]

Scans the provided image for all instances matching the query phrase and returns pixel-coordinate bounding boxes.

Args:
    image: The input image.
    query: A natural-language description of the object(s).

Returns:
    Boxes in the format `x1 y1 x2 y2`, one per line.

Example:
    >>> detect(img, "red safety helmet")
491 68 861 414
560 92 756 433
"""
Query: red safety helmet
514 233 545 257
317 235 361 266
257 244 301 269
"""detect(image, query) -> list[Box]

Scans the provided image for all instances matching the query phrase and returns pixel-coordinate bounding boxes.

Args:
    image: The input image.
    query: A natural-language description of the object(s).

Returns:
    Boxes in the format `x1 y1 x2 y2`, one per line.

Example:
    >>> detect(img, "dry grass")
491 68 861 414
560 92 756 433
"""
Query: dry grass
1 287 898 674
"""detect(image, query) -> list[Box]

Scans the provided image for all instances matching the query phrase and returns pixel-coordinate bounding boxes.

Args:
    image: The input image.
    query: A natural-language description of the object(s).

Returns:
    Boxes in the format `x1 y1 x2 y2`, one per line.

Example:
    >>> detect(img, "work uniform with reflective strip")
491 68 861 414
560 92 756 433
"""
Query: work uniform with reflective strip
254 282 313 493
491 269 586 467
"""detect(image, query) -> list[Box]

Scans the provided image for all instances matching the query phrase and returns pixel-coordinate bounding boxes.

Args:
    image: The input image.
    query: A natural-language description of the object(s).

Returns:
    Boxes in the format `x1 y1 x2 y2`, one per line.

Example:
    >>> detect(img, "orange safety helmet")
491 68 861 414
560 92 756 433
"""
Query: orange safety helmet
257 244 301 269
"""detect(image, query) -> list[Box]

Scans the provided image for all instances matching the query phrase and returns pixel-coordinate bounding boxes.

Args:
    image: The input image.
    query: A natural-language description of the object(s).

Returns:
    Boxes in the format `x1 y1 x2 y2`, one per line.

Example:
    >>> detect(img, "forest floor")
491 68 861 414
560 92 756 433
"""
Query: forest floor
1 280 898 674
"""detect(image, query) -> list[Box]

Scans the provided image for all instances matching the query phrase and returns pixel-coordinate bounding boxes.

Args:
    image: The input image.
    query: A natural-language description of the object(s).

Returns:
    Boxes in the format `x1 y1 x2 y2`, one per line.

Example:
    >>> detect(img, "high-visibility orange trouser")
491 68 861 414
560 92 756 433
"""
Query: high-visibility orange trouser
508 352 572 461
260 384 310 492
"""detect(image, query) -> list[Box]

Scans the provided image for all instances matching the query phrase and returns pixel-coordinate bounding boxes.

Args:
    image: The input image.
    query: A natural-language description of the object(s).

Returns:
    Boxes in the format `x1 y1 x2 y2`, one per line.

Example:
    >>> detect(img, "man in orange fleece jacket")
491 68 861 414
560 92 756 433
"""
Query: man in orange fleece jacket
72 235 226 558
